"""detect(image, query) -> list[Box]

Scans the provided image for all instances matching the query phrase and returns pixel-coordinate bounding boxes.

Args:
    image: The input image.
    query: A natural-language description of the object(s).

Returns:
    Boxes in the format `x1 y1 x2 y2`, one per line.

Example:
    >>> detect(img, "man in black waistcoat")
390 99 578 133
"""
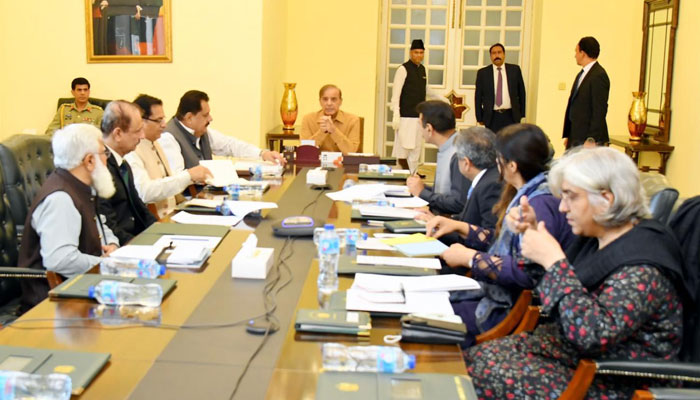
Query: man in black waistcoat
391 39 444 172
99 100 157 245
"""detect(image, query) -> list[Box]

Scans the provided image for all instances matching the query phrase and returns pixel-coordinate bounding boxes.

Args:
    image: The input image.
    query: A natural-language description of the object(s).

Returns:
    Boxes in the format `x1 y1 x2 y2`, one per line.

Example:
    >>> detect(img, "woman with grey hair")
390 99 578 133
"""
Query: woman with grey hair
465 147 691 399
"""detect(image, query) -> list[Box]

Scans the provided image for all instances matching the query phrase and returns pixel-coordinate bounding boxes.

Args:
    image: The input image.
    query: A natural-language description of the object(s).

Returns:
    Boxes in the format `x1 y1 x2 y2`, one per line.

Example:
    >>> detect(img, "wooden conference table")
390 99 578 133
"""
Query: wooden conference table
0 166 467 399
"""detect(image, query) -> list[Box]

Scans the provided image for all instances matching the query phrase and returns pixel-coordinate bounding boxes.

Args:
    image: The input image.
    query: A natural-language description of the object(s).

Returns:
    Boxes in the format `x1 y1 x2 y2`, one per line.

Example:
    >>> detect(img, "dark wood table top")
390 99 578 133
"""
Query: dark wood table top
609 136 675 152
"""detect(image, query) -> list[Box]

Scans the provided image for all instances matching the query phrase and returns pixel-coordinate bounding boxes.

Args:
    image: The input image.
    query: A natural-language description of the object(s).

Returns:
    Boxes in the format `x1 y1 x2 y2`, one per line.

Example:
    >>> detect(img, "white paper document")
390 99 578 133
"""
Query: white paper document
351 273 480 293
223 200 278 216
200 159 238 187
373 233 410 239
152 235 223 251
185 198 223 209
326 183 389 202
109 245 164 261
171 211 243 227
346 289 454 315
355 255 441 270
384 196 429 208
356 238 395 251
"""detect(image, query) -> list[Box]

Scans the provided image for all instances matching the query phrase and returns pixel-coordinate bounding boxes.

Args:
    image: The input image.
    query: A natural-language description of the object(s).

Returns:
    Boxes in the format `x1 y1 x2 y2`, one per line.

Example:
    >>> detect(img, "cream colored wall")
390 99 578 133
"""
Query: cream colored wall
283 0 381 153
665 0 700 198
260 1 287 141
0 1 265 146
530 0 643 158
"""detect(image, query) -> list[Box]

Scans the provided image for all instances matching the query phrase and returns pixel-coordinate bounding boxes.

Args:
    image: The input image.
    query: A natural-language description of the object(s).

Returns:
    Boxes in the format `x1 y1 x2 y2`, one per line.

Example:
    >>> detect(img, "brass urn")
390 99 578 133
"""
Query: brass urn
627 91 647 142
280 83 298 131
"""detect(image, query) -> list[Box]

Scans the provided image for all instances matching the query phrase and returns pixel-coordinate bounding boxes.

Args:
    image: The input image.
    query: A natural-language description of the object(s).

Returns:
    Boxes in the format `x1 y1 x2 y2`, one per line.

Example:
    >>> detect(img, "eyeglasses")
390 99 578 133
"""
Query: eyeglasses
144 117 165 124
100 148 111 157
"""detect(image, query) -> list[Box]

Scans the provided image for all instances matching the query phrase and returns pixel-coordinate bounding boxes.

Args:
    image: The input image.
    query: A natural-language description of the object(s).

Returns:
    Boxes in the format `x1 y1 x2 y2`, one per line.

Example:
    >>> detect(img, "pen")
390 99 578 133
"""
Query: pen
399 283 407 304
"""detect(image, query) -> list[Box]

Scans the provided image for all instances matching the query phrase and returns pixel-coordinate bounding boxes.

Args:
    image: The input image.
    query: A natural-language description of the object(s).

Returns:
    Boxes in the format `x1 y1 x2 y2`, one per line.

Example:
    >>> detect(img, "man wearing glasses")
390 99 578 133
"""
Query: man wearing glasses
125 94 212 218
99 100 157 244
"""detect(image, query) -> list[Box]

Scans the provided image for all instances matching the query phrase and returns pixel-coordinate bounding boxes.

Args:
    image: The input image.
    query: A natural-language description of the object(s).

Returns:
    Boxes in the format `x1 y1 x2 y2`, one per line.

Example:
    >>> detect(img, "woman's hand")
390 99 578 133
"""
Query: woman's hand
441 243 476 268
521 221 566 269
505 195 537 234
425 216 465 238
414 209 434 222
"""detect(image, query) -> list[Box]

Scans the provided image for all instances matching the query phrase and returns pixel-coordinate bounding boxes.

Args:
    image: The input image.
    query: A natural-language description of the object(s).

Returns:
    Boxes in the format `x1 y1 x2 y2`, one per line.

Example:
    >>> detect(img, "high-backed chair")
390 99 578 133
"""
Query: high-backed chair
0 134 54 231
641 172 679 225
358 116 365 153
56 97 111 111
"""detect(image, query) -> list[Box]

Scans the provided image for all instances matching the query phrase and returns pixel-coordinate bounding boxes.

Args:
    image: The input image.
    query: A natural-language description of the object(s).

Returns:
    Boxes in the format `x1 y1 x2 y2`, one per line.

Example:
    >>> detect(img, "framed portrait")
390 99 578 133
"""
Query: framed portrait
85 0 172 63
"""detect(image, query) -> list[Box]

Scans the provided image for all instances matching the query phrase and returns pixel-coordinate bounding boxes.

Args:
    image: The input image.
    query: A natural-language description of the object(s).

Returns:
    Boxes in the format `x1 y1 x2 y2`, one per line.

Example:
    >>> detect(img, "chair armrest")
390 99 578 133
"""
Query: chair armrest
475 290 532 344
0 267 46 279
595 360 700 382
634 388 700 400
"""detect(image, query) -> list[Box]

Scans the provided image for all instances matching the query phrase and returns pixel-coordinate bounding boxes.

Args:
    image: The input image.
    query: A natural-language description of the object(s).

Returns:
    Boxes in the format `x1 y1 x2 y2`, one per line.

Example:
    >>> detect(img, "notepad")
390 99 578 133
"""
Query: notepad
358 205 420 219
171 211 243 227
346 289 454 315
356 255 442 270
200 159 238 187
351 273 481 293
393 240 448 257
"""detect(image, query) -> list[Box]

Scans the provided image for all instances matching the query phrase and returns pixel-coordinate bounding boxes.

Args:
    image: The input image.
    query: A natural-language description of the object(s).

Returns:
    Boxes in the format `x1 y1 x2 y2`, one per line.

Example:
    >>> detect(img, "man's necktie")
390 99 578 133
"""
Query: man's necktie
496 67 503 107
119 162 130 192
572 69 584 97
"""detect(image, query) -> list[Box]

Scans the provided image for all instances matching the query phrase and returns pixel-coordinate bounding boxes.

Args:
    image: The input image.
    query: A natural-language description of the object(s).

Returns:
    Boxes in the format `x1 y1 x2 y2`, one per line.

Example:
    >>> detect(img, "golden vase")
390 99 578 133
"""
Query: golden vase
280 83 298 131
627 91 647 142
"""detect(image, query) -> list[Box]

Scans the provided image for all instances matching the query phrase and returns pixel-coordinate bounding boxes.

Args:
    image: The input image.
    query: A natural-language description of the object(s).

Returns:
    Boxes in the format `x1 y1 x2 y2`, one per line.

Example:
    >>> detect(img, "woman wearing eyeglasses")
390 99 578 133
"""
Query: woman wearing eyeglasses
426 123 574 347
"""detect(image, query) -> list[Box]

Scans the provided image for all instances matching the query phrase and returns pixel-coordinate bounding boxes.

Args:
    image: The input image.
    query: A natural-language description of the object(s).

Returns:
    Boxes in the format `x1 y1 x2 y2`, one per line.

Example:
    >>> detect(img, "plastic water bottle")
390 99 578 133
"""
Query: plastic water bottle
342 179 356 190
89 280 163 307
89 305 162 326
0 371 72 400
225 183 240 200
251 165 263 181
317 224 340 307
345 228 360 255
216 203 233 216
100 258 165 279
321 343 416 373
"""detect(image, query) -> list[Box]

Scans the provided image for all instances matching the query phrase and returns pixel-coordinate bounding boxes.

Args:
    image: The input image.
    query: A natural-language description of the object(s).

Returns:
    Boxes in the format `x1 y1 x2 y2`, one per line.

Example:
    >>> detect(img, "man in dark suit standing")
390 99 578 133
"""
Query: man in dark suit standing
99 100 157 244
474 43 526 134
563 36 610 149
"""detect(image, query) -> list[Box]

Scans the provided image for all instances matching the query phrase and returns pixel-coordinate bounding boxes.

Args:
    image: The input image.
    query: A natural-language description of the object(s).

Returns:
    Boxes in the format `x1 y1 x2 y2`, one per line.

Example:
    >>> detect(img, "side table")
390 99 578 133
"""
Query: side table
609 136 675 175
266 125 300 151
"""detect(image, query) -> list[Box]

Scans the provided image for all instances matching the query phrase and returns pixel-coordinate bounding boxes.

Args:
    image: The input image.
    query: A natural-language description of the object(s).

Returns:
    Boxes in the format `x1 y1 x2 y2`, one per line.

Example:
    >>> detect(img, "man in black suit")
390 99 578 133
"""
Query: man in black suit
99 100 157 244
474 43 526 134
426 126 503 246
563 36 610 148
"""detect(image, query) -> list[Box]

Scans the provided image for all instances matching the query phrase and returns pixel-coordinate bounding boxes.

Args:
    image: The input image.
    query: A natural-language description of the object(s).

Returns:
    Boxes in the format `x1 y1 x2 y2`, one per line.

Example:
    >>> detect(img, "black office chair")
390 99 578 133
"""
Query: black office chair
56 97 111 110
0 134 55 234
558 196 700 400
641 172 679 225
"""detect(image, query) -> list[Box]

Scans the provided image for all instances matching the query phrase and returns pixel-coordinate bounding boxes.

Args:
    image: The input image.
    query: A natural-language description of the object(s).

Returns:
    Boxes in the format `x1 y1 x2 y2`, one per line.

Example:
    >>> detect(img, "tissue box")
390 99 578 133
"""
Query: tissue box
306 168 328 185
232 247 274 279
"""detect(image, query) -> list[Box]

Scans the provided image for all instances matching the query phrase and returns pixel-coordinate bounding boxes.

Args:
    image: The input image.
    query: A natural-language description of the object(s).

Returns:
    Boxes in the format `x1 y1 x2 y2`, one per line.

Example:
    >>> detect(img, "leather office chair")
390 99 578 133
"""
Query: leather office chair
641 172 679 225
0 134 55 232
56 97 111 110
358 116 364 152
558 196 700 400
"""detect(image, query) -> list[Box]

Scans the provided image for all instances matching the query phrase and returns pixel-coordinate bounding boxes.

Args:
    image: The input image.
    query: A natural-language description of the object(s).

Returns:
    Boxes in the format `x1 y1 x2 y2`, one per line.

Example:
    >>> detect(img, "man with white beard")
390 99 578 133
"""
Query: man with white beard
17 123 120 312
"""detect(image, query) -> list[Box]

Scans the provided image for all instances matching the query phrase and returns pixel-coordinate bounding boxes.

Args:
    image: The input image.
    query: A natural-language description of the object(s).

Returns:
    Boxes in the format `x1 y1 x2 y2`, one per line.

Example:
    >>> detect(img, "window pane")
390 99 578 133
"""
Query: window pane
389 67 398 82
429 49 444 65
411 9 426 25
505 30 520 46
487 0 502 5
390 29 406 44
483 49 491 64
390 48 405 64
485 30 500 46
506 50 520 64
506 10 521 26
412 0 427 4
391 8 407 25
431 0 448 5
486 10 501 26
466 0 482 5
385 145 394 157
429 30 445 45
463 50 479 66
464 30 480 46
428 69 443 85
392 0 407 4
507 0 522 5
410 29 426 42
465 10 481 26
430 9 447 26
387 127 395 141
462 69 478 86
388 86 393 102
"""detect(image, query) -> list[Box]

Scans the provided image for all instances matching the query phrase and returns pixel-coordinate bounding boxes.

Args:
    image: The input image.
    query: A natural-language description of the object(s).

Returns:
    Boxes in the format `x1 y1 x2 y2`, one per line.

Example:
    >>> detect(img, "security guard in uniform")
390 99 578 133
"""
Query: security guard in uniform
45 77 104 135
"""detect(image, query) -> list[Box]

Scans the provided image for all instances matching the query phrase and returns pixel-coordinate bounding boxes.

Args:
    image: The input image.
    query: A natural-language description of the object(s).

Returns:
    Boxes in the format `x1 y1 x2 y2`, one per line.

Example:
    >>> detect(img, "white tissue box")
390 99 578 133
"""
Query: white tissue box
307 168 328 185
232 247 274 279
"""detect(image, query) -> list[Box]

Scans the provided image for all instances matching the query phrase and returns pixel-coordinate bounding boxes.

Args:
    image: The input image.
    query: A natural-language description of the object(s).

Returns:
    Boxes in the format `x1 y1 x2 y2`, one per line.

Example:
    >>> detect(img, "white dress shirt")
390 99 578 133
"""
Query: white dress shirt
124 142 191 204
492 64 512 110
32 191 119 277
158 120 262 174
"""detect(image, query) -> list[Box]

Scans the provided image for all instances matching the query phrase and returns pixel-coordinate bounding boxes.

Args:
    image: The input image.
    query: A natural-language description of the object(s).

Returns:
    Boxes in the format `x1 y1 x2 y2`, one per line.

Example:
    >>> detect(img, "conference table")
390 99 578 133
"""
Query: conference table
0 166 469 399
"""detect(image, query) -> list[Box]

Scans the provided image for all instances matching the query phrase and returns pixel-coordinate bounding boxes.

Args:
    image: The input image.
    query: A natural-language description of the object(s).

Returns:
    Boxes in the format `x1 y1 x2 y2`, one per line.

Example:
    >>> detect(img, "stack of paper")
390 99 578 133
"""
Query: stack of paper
351 273 480 293
326 183 389 202
200 160 238 187
355 255 441 270
223 200 278 216
346 289 453 315
357 205 420 219
171 211 243 227
379 233 448 257
355 238 395 251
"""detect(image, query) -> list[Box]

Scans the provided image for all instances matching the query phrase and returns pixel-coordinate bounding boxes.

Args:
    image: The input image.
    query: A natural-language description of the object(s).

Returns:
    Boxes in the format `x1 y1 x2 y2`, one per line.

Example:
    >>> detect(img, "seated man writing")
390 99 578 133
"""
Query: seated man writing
299 84 361 153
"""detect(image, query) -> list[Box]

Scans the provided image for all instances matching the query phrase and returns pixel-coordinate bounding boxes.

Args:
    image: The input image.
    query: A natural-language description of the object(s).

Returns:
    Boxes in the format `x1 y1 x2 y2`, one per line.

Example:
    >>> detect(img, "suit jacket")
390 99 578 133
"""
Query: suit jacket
440 167 502 246
419 155 471 215
563 62 610 147
474 63 526 127
99 154 157 245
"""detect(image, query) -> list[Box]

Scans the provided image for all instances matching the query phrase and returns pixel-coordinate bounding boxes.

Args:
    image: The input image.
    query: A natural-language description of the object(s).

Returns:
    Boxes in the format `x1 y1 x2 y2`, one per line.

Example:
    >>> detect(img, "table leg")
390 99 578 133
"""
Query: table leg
659 152 671 175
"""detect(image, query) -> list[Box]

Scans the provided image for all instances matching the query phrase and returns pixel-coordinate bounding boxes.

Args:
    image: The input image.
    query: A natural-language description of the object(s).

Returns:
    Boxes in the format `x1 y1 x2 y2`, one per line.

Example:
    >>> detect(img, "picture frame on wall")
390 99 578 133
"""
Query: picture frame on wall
85 0 172 63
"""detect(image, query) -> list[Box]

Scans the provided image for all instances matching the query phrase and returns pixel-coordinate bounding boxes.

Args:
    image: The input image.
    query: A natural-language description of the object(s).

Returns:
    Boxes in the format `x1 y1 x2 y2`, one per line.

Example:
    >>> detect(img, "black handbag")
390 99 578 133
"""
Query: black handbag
400 314 467 344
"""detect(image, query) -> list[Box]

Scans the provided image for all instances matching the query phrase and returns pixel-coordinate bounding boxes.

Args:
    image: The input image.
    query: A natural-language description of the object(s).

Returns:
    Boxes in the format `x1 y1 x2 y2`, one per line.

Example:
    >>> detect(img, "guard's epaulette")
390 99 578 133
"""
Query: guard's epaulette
88 103 104 110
